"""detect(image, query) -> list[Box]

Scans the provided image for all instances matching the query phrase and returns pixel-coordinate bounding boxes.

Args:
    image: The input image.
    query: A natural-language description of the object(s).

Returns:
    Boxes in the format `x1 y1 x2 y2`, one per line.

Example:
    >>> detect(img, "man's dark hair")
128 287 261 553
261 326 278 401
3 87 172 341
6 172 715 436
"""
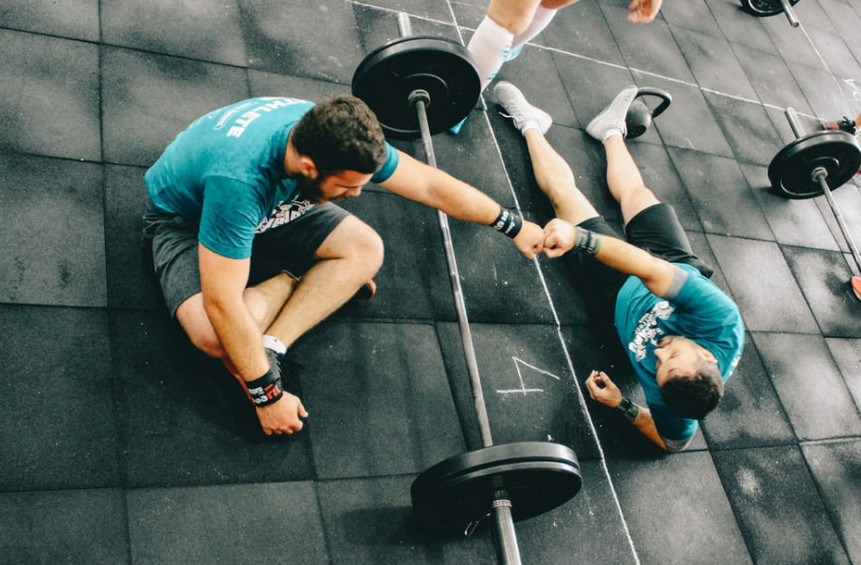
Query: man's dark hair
291 95 387 175
661 359 724 420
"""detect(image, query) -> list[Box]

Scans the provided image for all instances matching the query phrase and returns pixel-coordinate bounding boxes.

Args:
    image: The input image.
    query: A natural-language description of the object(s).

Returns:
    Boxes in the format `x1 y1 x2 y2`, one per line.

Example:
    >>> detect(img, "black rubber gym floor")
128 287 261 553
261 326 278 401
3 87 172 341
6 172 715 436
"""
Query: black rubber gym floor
1 0 860 563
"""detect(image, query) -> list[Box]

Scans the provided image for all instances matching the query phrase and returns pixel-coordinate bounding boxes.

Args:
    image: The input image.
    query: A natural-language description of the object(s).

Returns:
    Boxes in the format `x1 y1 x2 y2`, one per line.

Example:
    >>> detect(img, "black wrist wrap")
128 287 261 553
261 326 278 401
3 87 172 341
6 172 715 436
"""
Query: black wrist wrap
490 207 523 239
617 397 640 423
573 227 600 255
244 369 284 406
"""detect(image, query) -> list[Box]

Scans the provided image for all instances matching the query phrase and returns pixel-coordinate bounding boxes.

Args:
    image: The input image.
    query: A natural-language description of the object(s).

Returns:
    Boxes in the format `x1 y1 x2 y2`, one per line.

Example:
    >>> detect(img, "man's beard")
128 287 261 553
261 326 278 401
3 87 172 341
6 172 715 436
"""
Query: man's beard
296 172 353 204
296 173 326 203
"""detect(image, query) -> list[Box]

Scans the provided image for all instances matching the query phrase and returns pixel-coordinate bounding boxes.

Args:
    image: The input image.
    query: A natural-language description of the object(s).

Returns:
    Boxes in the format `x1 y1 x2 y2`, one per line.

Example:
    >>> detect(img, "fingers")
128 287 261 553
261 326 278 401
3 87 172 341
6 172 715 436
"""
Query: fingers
627 0 660 22
258 395 308 435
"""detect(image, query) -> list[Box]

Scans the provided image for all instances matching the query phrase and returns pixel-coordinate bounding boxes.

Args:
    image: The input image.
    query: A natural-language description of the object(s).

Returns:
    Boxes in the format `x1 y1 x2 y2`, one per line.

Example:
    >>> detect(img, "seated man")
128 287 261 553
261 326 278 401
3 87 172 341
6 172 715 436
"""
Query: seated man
143 95 545 436
494 82 745 452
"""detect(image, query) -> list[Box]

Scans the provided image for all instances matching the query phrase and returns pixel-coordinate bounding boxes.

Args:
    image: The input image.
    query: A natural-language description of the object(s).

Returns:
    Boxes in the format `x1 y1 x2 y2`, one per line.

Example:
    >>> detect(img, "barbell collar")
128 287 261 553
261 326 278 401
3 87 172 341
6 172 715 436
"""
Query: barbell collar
785 107 803 139
408 89 431 109
779 0 800 26
491 500 522 565
811 166 828 182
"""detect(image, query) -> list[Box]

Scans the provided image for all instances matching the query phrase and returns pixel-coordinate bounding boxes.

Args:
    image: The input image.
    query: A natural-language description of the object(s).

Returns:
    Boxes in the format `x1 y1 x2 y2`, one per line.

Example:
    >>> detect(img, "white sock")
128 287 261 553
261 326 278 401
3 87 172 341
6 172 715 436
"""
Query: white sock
511 6 557 49
603 128 623 142
468 16 514 90
263 334 287 355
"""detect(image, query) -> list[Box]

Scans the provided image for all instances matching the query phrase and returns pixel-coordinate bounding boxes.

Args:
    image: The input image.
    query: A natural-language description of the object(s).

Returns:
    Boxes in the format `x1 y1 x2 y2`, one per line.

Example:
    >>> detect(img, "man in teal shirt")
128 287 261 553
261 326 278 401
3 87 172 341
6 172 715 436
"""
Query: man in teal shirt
143 95 546 437
495 82 744 452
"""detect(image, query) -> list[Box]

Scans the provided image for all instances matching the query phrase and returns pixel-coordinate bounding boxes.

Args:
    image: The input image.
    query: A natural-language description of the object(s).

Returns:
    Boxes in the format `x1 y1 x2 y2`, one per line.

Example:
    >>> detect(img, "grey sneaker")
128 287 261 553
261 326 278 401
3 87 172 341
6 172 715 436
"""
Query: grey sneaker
586 85 638 141
493 81 553 134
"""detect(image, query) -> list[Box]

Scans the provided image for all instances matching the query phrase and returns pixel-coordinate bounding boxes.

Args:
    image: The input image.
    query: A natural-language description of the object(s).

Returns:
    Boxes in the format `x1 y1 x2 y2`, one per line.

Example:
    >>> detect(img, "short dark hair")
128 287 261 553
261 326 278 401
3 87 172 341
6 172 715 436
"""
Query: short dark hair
291 95 387 175
661 359 724 420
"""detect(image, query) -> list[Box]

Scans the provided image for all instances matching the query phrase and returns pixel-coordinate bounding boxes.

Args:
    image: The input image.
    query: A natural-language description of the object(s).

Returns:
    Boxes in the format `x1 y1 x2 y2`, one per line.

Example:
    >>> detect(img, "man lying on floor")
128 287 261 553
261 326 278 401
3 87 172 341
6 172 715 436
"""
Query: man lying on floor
496 81 745 452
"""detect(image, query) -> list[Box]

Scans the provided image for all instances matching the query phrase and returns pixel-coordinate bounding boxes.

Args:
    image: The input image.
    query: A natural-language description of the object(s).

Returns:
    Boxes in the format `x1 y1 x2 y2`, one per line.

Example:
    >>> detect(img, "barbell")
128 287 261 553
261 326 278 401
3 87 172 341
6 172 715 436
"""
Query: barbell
768 107 861 300
741 0 801 27
352 13 583 565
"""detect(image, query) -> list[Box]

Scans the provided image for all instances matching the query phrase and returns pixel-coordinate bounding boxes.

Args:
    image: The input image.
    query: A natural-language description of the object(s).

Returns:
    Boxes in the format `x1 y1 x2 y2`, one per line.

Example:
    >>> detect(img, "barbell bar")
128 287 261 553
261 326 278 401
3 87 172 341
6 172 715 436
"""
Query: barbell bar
352 13 582 565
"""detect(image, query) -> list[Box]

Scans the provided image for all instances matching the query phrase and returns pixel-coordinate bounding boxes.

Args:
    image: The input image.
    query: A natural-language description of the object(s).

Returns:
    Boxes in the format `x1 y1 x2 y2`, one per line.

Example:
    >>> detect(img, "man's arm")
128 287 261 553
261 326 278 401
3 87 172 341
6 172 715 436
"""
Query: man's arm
198 244 307 435
380 150 545 258
585 370 679 452
543 218 683 298
198 244 270 379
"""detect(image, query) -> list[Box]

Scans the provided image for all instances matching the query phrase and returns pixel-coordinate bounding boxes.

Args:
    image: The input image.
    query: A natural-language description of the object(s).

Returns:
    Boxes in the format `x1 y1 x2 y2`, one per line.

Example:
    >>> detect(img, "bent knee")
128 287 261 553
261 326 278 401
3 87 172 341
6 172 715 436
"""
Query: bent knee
175 295 226 359
189 331 225 359
487 0 541 34
322 216 385 272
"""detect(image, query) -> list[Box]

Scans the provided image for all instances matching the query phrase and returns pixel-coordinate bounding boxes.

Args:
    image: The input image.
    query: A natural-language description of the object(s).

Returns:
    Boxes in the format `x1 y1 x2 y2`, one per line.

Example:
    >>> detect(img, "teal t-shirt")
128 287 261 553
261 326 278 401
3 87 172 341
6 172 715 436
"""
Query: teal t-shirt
144 97 398 259
614 264 744 444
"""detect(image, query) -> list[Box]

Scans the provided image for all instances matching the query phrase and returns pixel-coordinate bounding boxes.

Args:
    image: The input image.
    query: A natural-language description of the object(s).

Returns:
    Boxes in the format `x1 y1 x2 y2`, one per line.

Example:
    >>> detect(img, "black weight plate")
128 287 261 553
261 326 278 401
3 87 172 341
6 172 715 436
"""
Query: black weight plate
411 442 582 535
352 36 480 140
741 0 800 17
768 130 861 199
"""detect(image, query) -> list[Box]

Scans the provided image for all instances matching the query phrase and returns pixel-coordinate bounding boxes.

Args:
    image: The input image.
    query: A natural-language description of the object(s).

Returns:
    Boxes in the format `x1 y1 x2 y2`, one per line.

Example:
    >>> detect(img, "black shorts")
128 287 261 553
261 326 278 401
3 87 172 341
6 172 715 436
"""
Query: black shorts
564 203 713 326
142 200 350 316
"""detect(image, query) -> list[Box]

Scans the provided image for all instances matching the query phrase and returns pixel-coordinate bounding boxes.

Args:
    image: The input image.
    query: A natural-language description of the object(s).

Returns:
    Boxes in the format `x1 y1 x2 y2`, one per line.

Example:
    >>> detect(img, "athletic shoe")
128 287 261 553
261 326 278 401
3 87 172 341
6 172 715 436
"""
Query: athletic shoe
822 116 857 135
493 81 553 134
502 44 524 62
586 85 639 141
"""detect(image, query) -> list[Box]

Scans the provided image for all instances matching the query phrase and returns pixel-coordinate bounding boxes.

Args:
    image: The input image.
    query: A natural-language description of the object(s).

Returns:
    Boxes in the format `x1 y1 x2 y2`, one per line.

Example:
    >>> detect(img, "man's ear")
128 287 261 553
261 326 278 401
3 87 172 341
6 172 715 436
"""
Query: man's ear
297 156 318 178
700 347 718 365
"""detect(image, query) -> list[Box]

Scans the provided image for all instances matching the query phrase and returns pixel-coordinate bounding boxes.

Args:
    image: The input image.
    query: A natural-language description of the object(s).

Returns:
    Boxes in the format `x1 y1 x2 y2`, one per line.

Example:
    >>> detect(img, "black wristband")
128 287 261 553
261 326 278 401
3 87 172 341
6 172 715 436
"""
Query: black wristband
573 227 600 255
243 368 284 406
490 207 523 239
617 397 640 423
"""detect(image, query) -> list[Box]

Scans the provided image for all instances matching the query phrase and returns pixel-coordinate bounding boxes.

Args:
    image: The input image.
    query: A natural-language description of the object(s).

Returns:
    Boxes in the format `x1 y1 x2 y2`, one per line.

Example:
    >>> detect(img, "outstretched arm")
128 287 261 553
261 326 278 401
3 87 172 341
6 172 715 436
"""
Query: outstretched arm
543 218 684 298
380 150 545 258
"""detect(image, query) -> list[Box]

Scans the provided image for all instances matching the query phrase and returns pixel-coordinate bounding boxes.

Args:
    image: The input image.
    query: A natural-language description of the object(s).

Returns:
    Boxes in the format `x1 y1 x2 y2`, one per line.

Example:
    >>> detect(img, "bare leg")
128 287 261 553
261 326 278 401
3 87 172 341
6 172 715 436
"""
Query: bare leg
524 129 599 225
176 215 382 358
603 134 660 224
176 273 297 358
486 0 543 34
265 215 383 347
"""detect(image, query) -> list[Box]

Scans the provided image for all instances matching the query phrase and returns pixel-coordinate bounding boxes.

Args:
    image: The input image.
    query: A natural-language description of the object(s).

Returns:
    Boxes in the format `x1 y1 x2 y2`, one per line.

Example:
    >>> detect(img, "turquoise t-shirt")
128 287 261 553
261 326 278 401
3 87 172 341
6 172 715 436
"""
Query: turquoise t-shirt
614 264 744 445
144 97 399 259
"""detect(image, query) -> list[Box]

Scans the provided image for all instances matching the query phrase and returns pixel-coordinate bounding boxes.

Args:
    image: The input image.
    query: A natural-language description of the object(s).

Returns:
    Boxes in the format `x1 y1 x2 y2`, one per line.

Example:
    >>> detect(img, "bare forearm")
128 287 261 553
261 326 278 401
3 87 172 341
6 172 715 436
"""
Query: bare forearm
591 234 677 297
382 151 501 225
628 403 670 451
419 168 501 224
204 297 269 380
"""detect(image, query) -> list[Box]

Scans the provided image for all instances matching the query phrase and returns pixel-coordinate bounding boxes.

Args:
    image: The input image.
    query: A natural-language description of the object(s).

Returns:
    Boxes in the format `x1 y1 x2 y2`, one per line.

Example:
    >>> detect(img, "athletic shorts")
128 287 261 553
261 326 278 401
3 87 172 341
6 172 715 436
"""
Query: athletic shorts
565 203 714 326
141 200 350 316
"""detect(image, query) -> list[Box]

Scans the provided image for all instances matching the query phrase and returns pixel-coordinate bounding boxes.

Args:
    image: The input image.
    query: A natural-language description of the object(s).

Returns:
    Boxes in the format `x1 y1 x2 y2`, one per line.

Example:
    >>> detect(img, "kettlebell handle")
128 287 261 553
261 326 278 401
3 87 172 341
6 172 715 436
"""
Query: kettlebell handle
634 87 672 119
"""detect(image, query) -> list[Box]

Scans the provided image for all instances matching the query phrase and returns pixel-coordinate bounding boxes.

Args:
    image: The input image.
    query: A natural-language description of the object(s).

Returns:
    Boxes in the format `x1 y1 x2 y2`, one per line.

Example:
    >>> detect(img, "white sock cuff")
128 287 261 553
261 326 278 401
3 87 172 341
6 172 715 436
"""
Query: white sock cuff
468 16 514 86
263 334 287 355
602 128 623 142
